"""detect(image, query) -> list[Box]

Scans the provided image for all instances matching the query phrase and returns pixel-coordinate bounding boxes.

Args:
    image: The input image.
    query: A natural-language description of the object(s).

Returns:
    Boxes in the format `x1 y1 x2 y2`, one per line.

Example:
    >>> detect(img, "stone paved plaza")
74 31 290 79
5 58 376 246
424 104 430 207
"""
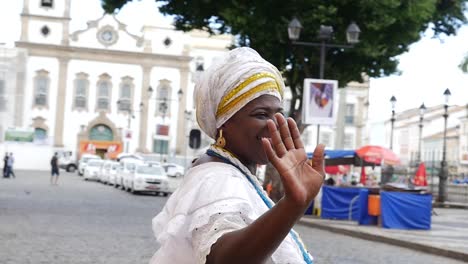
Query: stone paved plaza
1 170 466 264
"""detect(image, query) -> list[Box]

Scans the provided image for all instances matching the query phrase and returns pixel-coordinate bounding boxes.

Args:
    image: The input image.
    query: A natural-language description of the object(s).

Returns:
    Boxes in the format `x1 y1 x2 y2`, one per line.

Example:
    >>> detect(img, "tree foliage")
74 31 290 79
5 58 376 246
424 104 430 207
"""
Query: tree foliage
102 0 467 120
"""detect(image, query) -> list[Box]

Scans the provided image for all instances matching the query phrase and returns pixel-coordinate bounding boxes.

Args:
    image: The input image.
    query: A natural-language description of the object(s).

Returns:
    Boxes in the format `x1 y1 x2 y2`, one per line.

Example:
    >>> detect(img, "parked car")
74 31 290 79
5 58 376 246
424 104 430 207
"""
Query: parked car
57 151 78 173
83 159 104 181
105 161 121 186
161 163 185 178
130 164 170 195
118 158 144 190
78 154 101 176
99 160 119 184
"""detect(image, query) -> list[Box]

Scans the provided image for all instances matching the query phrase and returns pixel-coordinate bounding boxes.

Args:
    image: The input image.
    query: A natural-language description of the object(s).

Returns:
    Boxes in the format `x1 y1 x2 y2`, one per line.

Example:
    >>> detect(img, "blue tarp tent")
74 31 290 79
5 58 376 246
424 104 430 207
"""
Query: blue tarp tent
321 186 361 220
381 192 432 229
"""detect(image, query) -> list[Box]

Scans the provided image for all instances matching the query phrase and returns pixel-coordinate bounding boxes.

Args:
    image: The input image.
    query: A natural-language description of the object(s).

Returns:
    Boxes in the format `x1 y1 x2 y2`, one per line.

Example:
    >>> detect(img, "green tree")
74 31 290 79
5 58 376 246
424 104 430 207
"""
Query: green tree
103 0 467 121
103 0 466 201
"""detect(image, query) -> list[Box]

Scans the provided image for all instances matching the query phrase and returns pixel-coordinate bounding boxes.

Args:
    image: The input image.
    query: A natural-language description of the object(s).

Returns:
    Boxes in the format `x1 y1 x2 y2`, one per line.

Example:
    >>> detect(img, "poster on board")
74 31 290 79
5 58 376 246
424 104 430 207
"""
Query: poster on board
302 78 338 125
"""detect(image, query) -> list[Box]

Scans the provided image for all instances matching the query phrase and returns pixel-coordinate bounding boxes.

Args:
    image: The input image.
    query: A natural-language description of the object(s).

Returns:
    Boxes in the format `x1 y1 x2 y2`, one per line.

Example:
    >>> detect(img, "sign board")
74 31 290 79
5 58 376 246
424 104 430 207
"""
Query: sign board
79 140 123 159
302 79 338 125
4 128 34 142
156 124 169 136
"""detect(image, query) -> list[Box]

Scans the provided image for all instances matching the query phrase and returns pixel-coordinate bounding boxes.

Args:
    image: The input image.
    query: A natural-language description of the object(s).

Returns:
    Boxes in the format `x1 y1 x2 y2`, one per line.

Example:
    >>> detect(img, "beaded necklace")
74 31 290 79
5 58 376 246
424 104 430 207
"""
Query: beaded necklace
206 145 313 264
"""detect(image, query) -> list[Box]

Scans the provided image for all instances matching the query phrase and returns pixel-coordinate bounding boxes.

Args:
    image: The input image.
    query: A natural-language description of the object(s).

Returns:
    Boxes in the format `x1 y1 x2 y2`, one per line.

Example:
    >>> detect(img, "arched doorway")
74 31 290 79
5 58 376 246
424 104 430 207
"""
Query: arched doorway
77 112 123 159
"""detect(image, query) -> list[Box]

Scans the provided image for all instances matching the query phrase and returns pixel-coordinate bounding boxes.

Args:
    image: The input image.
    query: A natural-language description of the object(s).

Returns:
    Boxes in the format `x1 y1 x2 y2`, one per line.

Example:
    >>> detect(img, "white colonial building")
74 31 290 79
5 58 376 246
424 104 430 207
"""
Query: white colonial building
386 104 468 177
0 0 232 170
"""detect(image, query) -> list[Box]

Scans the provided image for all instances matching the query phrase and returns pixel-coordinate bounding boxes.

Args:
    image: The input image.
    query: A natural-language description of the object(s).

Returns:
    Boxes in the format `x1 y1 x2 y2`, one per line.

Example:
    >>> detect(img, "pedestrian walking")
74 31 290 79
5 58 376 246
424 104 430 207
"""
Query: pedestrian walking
3 153 8 178
50 153 60 185
7 153 15 178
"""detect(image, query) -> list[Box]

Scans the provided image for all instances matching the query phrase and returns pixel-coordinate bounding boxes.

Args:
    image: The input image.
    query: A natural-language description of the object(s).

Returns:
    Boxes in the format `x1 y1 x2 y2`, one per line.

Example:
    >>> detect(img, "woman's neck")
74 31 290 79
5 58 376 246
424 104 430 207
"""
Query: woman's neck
211 145 257 175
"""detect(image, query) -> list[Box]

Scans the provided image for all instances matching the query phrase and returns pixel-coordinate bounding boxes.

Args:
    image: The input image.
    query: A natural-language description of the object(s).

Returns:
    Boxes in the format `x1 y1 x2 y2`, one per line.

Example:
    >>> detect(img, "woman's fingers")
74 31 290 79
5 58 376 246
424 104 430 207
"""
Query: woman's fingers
267 119 287 157
262 137 280 165
275 113 295 151
311 144 326 178
287 117 304 149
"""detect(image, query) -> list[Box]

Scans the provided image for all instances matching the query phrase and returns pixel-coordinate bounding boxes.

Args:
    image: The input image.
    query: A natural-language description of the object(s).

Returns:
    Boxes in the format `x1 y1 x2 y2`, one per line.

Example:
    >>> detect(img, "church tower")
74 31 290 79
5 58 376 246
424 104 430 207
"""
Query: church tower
20 0 71 45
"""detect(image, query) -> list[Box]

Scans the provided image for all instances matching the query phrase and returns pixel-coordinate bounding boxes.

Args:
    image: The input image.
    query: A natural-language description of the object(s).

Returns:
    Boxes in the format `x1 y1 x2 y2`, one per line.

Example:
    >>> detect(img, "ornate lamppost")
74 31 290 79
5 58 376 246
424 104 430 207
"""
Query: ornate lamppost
117 100 143 153
417 103 426 162
287 18 361 144
389 95 397 150
438 88 451 203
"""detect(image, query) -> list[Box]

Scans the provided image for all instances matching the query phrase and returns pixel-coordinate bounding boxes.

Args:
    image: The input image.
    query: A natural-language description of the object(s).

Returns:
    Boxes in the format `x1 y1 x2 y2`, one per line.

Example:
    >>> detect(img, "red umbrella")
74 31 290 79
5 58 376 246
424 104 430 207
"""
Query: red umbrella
414 162 428 186
356 145 400 165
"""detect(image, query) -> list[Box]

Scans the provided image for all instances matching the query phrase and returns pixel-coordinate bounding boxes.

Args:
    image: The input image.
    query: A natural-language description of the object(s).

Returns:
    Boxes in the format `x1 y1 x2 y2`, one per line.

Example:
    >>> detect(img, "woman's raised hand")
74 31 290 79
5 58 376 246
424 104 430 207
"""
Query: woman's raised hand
262 113 325 209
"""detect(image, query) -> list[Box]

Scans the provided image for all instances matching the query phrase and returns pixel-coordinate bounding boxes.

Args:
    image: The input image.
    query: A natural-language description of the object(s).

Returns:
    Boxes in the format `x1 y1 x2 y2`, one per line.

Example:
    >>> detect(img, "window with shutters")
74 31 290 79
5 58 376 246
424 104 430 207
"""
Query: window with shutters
96 74 112 112
118 76 134 112
0 79 6 111
33 70 50 109
345 104 355 125
73 73 89 111
41 0 53 8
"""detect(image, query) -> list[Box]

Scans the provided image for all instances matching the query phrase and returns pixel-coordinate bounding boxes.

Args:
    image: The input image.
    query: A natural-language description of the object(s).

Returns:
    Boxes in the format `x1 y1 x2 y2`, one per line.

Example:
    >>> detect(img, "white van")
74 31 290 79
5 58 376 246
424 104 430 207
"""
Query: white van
117 158 144 191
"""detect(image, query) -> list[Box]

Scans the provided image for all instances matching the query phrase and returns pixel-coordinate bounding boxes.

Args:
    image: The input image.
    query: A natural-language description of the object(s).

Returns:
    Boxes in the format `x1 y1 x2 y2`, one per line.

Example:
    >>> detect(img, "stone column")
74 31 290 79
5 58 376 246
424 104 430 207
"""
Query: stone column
355 96 365 147
138 65 151 152
61 0 71 45
175 67 190 155
14 51 27 127
53 57 69 147
334 88 347 149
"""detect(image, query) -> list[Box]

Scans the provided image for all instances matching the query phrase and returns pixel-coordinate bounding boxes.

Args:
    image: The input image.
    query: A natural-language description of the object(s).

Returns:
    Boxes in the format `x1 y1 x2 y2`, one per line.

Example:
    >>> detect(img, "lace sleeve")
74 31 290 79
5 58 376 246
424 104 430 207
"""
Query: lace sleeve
191 200 254 264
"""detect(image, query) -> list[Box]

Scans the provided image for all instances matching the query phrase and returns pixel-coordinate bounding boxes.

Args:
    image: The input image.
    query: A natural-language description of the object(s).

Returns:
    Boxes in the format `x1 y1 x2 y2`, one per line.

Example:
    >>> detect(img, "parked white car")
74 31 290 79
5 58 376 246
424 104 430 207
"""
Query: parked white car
106 161 121 186
78 154 101 176
130 164 170 195
99 160 119 184
83 159 104 181
161 163 185 177
118 158 144 190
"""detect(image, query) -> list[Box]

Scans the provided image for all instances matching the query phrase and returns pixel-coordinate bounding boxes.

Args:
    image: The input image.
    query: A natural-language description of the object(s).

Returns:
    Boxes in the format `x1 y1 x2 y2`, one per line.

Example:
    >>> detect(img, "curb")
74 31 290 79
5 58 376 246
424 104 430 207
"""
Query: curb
298 219 468 262
433 202 468 209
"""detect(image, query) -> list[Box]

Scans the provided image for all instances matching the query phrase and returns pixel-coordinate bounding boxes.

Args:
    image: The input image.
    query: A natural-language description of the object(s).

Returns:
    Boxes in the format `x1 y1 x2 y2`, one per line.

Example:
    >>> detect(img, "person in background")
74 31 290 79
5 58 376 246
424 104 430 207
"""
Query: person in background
50 152 60 185
7 153 15 178
3 153 8 178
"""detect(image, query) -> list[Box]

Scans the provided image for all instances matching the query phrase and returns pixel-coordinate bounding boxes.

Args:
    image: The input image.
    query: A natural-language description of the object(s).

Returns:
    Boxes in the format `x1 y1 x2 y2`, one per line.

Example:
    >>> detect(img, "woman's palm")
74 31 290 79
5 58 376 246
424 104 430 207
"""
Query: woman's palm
262 114 325 208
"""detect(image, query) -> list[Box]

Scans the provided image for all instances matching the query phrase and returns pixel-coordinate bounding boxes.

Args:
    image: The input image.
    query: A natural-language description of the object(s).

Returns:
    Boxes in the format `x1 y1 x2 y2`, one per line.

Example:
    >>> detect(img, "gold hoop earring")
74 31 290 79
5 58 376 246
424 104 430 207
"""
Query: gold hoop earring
215 129 226 148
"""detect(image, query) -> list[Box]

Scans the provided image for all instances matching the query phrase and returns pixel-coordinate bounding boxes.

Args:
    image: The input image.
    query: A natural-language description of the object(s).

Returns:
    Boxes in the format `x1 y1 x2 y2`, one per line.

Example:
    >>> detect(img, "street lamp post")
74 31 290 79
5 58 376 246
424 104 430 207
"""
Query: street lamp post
146 86 183 160
438 88 451 203
389 96 397 150
382 95 397 185
288 18 360 145
417 103 426 162
117 100 143 153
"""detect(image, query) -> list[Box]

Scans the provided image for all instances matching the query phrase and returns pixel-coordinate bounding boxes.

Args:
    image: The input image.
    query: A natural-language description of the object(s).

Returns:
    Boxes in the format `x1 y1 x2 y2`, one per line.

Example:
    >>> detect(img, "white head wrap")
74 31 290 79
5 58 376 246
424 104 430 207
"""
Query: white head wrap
195 47 285 139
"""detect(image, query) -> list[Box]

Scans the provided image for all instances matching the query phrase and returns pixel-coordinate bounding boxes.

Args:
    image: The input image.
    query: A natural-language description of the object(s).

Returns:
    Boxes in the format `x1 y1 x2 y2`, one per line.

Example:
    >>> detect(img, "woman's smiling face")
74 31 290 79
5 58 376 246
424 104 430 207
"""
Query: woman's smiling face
221 94 283 166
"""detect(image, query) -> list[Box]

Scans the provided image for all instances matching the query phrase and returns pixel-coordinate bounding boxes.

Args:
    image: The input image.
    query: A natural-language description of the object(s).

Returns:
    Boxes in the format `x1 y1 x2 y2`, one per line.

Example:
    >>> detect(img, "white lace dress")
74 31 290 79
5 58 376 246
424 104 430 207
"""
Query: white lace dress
150 162 312 264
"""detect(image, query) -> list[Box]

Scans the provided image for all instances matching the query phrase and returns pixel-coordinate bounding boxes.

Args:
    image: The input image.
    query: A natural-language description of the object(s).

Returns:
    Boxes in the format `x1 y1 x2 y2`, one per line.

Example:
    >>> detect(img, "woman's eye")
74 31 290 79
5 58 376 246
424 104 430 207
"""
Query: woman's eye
255 113 269 118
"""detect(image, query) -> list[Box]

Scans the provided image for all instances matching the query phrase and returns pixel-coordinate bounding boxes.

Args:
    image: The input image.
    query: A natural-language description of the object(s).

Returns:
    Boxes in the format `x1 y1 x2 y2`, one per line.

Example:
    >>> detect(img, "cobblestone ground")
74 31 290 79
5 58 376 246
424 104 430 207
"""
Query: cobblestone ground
1 170 465 264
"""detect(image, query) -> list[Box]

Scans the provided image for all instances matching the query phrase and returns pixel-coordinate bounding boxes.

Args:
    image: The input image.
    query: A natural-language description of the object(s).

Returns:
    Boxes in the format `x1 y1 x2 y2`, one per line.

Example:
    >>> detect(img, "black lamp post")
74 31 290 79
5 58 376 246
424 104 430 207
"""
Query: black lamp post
438 88 451 203
417 103 426 162
288 18 361 144
389 96 397 150
117 100 143 153
147 86 183 120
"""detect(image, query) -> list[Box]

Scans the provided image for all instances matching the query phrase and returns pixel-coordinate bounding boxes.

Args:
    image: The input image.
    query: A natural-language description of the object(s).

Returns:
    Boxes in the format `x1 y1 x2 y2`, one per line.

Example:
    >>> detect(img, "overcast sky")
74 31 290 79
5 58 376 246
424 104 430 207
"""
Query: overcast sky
2 0 467 125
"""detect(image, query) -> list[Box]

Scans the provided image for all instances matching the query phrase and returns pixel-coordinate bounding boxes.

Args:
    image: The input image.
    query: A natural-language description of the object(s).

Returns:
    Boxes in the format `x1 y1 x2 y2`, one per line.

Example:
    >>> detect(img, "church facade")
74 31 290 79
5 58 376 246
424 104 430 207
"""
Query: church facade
3 0 232 170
